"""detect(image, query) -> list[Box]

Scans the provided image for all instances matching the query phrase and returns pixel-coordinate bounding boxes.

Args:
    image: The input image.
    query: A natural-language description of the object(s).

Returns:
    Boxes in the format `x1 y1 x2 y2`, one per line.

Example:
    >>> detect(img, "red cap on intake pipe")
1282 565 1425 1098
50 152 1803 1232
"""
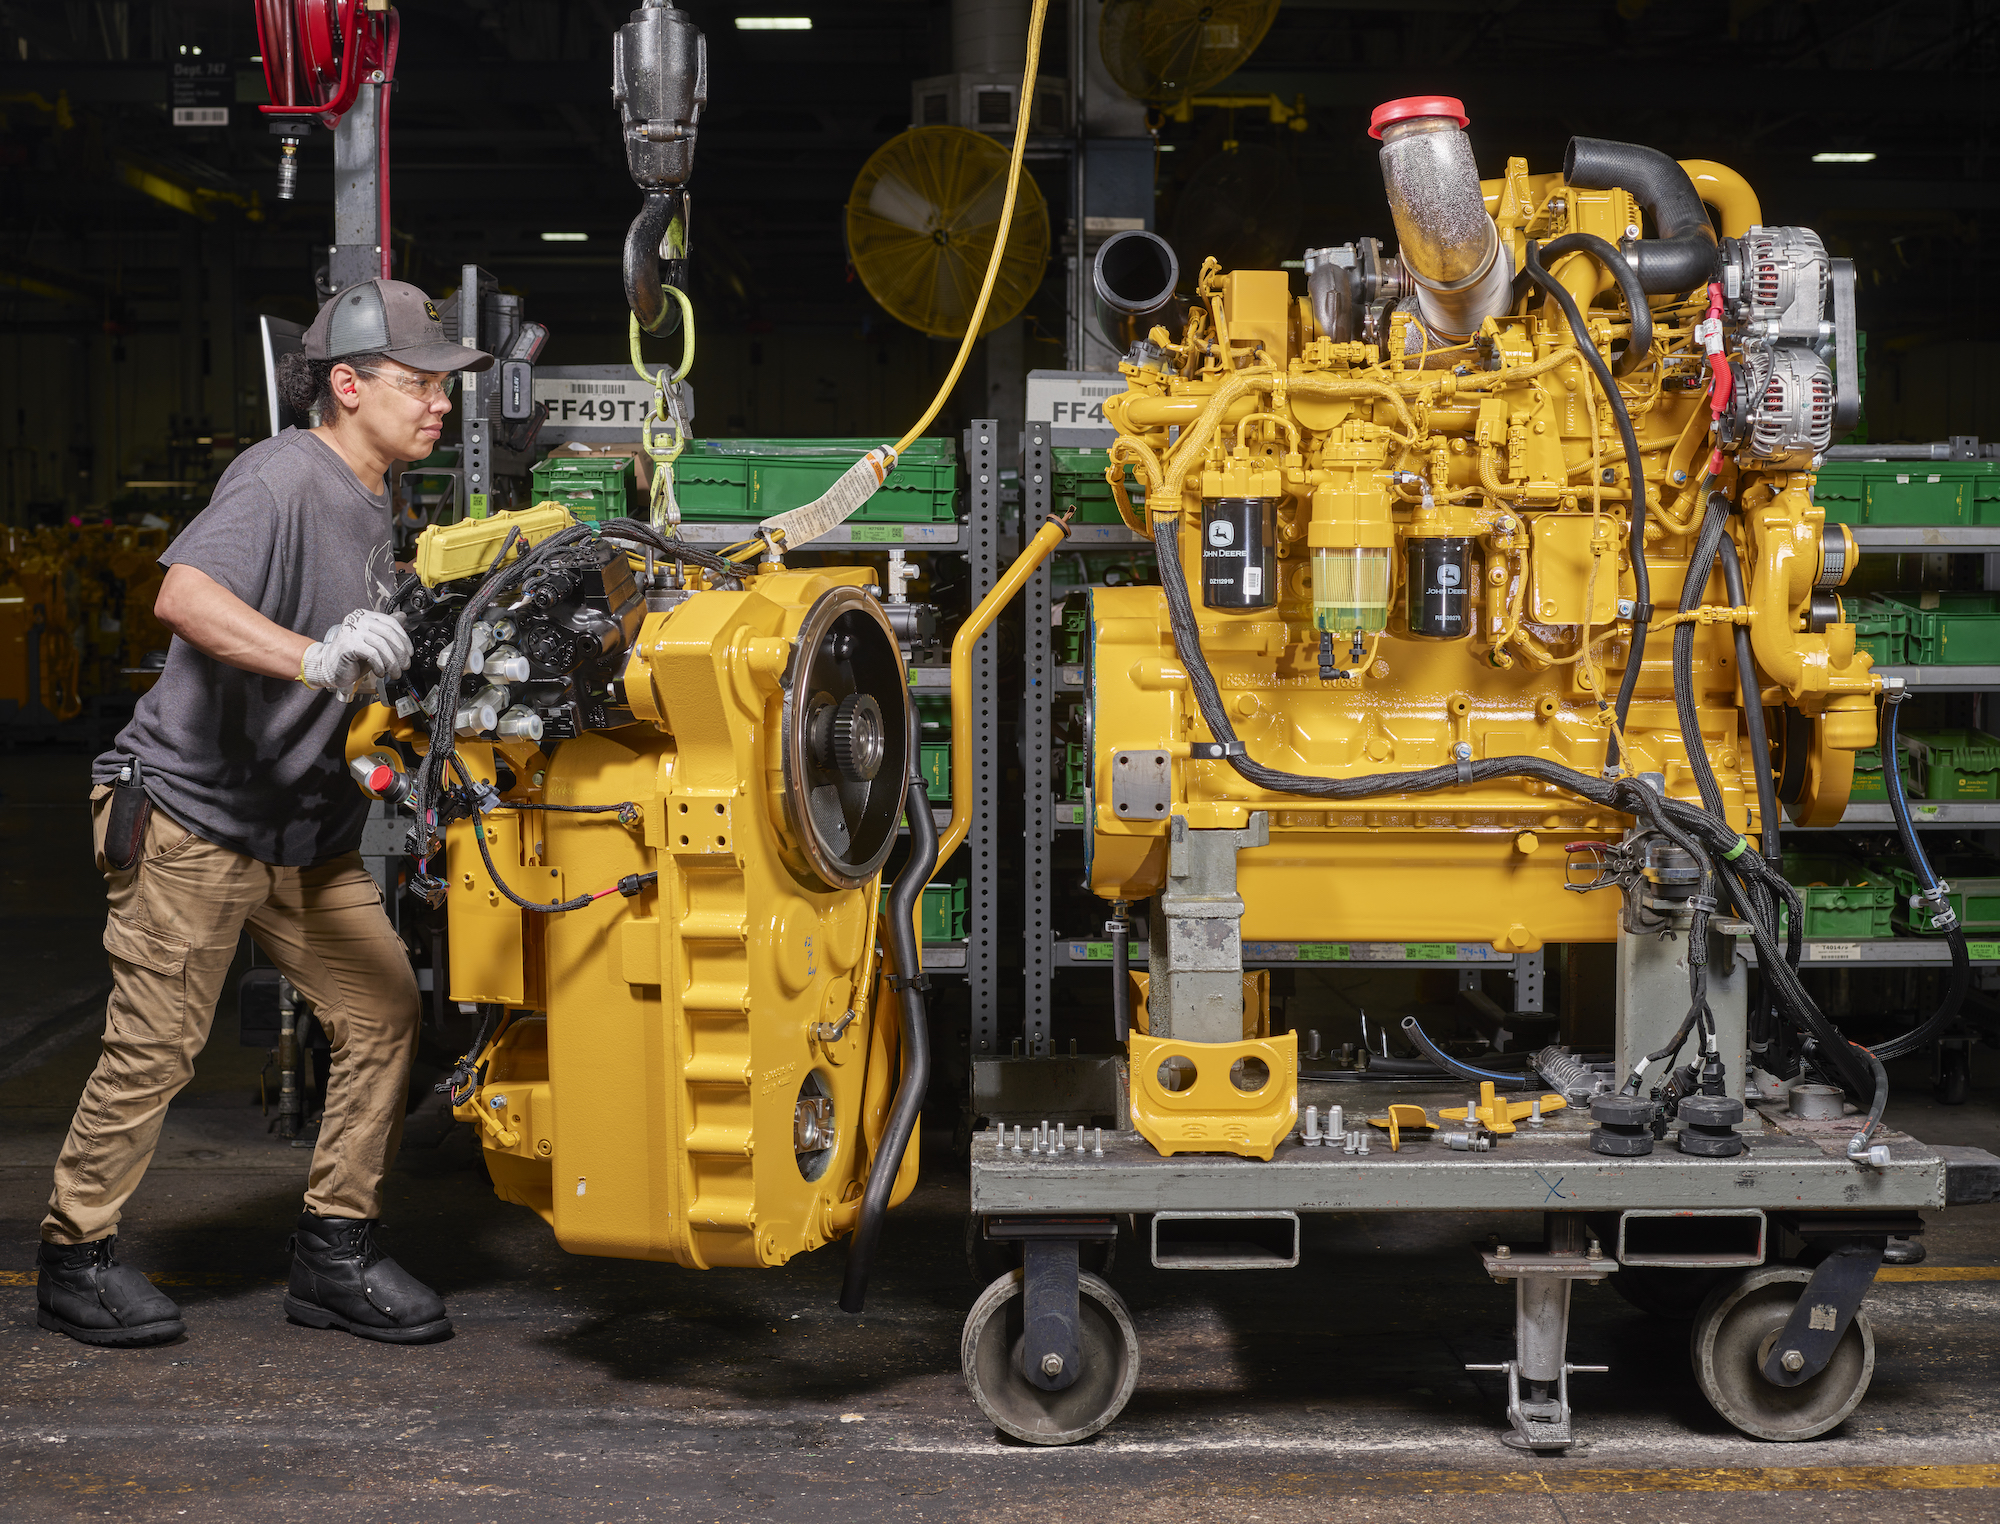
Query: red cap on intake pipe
1368 96 1470 139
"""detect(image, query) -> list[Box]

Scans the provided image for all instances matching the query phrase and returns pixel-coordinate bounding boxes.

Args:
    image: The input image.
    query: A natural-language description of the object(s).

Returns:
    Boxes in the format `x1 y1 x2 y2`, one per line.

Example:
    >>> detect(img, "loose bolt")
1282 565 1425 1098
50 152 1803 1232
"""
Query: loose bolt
1302 1105 1321 1146
1530 1097 1544 1126
1356 1132 1371 1156
1093 1127 1104 1157
1327 1104 1344 1144
1344 1129 1359 1155
1011 1124 1023 1156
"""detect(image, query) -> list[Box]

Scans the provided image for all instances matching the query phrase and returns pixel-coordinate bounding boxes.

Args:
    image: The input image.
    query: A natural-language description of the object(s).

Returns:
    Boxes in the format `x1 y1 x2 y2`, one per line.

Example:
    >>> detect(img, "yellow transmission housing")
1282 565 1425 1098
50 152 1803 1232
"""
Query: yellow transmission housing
1087 156 1877 955
352 530 920 1270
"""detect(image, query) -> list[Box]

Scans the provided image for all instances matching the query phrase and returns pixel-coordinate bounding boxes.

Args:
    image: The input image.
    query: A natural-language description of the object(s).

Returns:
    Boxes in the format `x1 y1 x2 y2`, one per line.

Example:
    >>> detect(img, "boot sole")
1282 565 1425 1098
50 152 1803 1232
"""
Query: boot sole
284 1294 452 1344
37 1307 184 1348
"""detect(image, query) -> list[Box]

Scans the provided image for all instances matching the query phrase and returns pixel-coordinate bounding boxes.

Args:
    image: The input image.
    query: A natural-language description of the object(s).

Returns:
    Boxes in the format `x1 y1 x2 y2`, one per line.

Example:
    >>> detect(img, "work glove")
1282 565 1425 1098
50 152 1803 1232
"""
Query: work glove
301 610 413 700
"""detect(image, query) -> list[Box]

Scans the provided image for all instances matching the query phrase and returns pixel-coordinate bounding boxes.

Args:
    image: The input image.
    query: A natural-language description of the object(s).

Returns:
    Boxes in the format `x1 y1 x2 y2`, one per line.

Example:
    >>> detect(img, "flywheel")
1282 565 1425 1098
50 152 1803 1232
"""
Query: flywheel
781 587 911 891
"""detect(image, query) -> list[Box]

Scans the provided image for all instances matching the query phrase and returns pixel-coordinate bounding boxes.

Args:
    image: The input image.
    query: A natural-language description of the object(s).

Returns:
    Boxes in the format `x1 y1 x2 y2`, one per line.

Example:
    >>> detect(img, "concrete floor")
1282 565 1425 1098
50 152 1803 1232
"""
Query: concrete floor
5 751 2000 1522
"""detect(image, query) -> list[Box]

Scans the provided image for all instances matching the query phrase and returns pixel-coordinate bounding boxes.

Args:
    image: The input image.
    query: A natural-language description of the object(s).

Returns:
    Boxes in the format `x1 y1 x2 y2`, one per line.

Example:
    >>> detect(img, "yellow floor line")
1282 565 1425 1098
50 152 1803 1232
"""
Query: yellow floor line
1877 1266 2000 1282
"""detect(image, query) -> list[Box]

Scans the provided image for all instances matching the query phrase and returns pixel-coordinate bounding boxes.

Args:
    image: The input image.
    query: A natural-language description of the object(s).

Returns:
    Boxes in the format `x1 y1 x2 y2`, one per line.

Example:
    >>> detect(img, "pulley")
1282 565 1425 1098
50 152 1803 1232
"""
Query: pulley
781 587 911 890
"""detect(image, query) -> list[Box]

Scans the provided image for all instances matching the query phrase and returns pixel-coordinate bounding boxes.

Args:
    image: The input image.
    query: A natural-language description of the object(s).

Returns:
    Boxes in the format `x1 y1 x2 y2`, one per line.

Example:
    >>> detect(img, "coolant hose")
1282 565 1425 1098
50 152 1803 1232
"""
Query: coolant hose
1868 697 1971 1064
1563 137 1719 295
1717 536 1781 864
1400 1016 1529 1091
838 768 938 1315
1522 241 1651 773
1536 233 1652 377
1109 912 1132 1044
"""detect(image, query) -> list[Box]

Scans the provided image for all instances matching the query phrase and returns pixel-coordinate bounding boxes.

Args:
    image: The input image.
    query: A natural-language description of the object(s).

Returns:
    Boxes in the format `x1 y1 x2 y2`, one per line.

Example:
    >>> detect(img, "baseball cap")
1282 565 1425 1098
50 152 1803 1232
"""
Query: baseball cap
303 278 495 373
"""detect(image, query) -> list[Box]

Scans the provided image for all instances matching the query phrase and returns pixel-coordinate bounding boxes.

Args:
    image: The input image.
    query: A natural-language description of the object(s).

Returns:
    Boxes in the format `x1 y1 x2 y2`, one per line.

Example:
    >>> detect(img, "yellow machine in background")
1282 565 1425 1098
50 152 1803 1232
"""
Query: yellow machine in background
1081 100 1876 1157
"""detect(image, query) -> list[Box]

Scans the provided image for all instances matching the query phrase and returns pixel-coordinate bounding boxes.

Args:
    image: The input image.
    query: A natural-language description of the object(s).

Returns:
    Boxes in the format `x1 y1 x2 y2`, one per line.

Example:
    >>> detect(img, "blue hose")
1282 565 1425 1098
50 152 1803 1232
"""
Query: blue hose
1399 1015 1530 1091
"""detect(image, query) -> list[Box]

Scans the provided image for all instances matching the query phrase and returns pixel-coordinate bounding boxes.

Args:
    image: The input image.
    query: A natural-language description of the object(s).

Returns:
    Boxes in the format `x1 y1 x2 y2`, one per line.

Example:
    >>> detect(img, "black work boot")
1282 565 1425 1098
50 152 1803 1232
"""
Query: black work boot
37 1237 185 1348
285 1211 451 1344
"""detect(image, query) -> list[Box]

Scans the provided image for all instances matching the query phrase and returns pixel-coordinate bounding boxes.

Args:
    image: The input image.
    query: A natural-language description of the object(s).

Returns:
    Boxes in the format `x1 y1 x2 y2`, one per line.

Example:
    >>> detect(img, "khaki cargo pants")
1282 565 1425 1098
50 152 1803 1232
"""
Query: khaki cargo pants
42 789 420 1245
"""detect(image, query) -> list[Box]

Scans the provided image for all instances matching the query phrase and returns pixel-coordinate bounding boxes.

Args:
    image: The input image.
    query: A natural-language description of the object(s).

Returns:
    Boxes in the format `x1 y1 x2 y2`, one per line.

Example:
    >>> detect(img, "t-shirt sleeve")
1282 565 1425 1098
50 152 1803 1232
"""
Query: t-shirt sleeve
160 460 283 606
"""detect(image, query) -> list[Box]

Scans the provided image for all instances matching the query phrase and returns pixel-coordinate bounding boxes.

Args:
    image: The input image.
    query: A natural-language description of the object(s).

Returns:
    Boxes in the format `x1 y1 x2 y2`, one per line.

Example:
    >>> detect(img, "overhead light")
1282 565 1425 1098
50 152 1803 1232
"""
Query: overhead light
735 17 812 28
249 54 262 62
540 231 589 242
1157 144 1176 152
191 45 202 54
1812 151 1876 163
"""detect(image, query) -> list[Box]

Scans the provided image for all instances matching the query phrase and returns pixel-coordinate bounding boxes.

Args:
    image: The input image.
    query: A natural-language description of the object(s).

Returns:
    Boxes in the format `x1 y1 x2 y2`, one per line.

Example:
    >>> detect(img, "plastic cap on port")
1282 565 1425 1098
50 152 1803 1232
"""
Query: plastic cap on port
1368 96 1469 139
366 764 395 795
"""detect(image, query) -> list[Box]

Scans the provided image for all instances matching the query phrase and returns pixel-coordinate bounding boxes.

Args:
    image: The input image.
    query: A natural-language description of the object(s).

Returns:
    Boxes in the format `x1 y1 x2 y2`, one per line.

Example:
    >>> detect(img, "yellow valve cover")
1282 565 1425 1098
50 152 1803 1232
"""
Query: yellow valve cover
1128 1031 1298 1160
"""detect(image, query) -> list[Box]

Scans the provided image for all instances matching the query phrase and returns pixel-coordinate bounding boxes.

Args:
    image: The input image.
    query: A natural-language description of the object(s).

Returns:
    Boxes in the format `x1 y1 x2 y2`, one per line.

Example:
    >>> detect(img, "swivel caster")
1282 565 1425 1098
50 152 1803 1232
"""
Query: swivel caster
960 1267 1139 1445
1691 1266 1875 1440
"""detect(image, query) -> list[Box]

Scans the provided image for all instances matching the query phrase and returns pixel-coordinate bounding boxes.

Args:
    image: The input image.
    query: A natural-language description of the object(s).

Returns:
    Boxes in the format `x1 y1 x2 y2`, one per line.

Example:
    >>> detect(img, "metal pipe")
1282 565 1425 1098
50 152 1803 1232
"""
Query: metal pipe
938 515 1072 867
1092 230 1182 353
1374 103 1512 341
1678 159 1762 238
1108 902 1132 1043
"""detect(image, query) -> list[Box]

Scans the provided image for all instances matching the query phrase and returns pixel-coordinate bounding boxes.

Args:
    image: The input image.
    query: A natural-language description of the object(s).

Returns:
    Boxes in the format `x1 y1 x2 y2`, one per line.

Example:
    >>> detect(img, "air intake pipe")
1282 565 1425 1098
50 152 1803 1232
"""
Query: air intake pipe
1562 138 1717 295
1092 230 1183 355
1371 96 1513 342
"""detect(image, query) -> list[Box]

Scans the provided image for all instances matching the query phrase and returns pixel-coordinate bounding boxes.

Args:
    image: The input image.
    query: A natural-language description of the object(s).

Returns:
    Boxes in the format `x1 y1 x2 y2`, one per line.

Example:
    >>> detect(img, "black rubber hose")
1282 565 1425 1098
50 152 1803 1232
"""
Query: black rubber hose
1537 233 1653 377
1849 1040 1889 1153
1522 241 1652 773
1869 697 1971 1063
1109 912 1132 1044
1399 1016 1529 1091
1717 537 1781 865
1563 137 1719 295
1674 492 1737 821
839 768 937 1315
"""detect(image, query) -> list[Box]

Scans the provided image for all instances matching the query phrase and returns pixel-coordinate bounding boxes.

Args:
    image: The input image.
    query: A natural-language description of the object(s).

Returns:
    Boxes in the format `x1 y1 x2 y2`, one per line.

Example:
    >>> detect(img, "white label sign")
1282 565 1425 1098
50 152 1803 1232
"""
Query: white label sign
1026 370 1126 432
1809 942 1863 962
532 375 658 429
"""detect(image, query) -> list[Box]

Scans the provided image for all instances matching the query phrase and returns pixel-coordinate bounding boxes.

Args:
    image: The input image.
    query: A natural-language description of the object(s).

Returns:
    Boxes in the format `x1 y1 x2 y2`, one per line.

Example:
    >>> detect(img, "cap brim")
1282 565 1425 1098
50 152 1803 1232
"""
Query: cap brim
385 341 495 373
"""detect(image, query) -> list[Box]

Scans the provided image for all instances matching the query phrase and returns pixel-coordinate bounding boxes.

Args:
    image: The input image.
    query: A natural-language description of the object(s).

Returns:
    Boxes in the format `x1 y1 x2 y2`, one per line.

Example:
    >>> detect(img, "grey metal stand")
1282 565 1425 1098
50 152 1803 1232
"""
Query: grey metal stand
963 420 1003 1056
1022 419 1053 1056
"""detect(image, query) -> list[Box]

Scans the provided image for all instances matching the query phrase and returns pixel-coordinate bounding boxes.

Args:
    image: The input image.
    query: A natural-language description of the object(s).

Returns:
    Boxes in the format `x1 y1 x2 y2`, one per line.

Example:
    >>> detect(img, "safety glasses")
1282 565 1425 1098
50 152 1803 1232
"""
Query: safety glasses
355 366 458 400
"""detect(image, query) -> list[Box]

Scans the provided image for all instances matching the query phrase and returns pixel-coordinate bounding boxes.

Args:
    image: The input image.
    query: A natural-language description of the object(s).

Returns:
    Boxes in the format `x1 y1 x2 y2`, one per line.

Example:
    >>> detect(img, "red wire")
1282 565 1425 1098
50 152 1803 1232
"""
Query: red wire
376 10 399 280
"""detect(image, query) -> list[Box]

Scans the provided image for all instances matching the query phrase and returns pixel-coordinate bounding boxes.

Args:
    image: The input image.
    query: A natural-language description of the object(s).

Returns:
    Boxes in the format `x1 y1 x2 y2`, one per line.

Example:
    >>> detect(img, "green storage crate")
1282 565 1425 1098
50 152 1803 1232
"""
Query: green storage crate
1814 459 1999 526
530 455 634 522
1845 741 1918 804
1906 728 2000 800
1052 446 1145 525
913 693 950 739
1849 601 1906 665
672 437 958 524
1865 855 2000 936
1873 591 2000 665
920 741 951 802
881 878 969 943
1057 597 1089 665
1780 853 1894 940
1060 741 1088 802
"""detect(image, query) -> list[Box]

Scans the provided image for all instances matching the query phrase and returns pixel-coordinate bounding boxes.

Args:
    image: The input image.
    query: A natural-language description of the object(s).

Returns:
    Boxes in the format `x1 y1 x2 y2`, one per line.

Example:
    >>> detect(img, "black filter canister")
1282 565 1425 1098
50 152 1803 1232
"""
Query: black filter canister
1406 536 1475 639
1201 498 1276 610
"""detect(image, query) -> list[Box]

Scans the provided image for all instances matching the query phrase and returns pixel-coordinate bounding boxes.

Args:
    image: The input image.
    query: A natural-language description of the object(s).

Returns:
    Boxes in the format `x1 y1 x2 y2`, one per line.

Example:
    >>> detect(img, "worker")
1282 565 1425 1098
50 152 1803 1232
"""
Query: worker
36 279 492 1349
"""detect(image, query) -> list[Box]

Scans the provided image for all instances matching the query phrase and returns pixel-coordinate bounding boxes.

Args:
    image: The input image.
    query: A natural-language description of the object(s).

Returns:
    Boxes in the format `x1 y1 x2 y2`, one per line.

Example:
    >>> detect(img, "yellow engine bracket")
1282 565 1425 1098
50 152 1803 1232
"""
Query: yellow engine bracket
1127 1031 1298 1161
1369 1103 1435 1152
1438 1082 1568 1136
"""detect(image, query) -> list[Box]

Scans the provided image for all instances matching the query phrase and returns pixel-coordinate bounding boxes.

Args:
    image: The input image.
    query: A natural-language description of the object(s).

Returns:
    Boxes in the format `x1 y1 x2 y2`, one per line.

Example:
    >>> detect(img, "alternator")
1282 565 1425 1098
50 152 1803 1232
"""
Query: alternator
1743 345 1835 464
1727 226 1829 344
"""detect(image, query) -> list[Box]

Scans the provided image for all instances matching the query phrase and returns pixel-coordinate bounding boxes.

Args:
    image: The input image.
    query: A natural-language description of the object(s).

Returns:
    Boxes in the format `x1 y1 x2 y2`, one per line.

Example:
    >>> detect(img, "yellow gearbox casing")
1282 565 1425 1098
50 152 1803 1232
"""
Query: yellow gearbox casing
353 566 919 1271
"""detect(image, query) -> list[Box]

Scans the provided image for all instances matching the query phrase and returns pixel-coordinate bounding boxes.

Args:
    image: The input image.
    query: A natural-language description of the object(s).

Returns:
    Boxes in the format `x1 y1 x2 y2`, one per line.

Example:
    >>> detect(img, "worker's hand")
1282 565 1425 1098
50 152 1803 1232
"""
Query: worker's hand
300 609 414 698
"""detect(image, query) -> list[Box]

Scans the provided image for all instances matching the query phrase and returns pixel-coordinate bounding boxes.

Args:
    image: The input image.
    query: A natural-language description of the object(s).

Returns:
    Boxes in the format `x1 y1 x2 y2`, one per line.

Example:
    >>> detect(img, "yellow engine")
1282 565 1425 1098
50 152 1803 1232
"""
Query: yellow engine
1083 102 1880 1150
349 508 924 1271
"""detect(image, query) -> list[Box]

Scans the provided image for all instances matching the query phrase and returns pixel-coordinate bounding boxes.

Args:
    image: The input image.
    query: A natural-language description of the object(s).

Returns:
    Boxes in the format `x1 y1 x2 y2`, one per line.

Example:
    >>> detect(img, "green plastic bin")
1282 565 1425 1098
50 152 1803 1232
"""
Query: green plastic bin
1052 446 1144 525
672 437 958 524
1866 855 2000 936
920 742 951 803
1873 591 2000 665
1906 728 2000 801
881 878 969 943
1060 741 1088 802
913 693 950 739
1057 597 1089 665
1849 602 1906 666
1814 459 1999 526
530 455 634 522
1780 853 1894 940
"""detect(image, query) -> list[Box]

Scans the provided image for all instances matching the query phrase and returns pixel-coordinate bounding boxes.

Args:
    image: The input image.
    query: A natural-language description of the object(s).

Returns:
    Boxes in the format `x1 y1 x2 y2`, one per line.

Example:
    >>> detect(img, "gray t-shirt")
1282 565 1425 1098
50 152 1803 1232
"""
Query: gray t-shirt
95 428 396 866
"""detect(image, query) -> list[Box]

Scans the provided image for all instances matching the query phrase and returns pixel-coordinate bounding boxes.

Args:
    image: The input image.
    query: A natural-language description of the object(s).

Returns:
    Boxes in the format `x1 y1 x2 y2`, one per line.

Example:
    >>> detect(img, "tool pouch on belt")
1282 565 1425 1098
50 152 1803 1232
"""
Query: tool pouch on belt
104 758 154 872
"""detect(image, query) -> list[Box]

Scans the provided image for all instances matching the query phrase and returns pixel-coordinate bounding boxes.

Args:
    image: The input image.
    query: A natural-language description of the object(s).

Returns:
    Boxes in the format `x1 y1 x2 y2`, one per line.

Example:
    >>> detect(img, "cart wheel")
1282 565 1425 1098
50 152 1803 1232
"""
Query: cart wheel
1690 1267 1874 1441
964 1218 1115 1286
961 1268 1139 1445
1611 1264 1736 1321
